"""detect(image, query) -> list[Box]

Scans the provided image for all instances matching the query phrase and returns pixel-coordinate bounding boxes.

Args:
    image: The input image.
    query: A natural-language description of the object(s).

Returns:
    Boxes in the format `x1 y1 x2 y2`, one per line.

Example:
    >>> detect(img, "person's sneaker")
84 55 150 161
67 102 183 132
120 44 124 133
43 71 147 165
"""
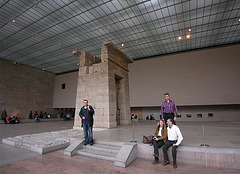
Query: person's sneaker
173 164 177 169
84 143 88 146
90 143 93 146
152 161 159 165
162 161 170 166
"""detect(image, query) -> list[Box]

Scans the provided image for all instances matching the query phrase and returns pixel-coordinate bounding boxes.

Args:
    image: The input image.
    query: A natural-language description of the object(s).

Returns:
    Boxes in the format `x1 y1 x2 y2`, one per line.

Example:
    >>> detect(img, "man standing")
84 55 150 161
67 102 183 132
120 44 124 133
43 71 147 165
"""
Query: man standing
161 93 178 125
79 99 95 146
162 118 183 168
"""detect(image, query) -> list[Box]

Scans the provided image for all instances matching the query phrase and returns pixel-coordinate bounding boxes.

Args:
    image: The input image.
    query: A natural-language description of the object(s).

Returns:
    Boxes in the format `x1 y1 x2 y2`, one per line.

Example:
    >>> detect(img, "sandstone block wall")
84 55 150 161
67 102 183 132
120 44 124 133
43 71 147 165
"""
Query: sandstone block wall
0 59 56 119
74 42 133 128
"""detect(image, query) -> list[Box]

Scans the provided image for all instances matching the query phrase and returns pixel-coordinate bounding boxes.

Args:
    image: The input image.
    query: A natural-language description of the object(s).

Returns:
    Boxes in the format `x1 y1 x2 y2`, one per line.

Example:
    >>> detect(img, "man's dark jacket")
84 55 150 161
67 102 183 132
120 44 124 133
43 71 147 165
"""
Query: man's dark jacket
79 105 95 127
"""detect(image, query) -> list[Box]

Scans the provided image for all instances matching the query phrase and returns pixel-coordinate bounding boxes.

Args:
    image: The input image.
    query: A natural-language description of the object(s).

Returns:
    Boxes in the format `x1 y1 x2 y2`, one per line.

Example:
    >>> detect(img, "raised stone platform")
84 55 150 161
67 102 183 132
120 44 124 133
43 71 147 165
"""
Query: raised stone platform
2 129 83 154
2 121 240 170
63 138 240 170
137 143 240 170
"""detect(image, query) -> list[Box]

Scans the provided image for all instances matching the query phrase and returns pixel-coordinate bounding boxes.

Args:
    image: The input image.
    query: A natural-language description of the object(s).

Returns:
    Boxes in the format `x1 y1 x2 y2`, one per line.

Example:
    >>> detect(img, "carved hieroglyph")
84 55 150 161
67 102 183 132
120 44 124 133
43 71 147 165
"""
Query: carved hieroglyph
74 42 134 128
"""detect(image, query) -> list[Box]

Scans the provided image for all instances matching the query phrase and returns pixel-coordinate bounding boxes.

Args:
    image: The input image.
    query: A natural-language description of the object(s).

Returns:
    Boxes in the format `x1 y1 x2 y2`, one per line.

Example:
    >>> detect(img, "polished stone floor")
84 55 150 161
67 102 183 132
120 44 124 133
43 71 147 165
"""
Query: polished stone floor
0 150 239 174
0 120 240 173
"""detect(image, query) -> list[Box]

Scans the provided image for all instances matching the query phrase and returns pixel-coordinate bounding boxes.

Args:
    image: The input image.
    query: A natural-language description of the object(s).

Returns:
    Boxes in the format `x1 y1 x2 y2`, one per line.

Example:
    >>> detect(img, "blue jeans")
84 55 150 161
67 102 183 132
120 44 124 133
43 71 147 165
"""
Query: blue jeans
83 123 93 144
35 118 40 122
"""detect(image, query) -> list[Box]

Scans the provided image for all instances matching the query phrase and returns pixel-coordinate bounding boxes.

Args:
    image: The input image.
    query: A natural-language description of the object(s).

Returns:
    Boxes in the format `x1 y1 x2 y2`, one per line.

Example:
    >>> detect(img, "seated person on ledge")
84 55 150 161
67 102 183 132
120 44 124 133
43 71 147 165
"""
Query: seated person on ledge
152 119 167 164
35 114 40 122
162 118 183 169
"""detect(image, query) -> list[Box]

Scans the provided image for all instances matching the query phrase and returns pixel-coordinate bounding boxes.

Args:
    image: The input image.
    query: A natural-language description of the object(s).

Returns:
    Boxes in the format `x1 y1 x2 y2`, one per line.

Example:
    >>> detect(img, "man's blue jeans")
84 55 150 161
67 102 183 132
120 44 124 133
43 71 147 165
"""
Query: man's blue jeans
83 122 93 144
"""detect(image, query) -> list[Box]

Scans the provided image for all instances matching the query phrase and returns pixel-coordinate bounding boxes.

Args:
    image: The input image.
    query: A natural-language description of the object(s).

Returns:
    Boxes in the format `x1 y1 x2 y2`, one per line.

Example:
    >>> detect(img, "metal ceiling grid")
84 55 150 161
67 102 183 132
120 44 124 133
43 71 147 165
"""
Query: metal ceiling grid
0 0 239 74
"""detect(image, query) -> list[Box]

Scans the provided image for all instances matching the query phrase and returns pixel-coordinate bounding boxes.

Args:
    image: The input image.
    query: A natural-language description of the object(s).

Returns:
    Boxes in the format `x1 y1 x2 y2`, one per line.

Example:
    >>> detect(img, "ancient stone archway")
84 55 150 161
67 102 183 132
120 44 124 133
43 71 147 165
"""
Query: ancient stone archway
73 42 133 129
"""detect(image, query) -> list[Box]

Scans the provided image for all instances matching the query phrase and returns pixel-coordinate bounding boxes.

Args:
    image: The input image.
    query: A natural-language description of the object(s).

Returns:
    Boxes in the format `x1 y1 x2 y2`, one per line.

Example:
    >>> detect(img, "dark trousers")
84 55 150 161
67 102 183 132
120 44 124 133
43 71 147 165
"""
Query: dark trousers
153 139 165 162
83 123 93 144
163 113 175 126
162 140 178 165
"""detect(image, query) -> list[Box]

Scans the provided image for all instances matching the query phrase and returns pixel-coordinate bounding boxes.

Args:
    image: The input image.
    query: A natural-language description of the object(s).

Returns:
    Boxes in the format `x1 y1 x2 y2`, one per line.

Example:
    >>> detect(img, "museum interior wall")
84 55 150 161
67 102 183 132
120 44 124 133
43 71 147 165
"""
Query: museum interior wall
2 44 239 121
0 59 57 119
52 44 240 121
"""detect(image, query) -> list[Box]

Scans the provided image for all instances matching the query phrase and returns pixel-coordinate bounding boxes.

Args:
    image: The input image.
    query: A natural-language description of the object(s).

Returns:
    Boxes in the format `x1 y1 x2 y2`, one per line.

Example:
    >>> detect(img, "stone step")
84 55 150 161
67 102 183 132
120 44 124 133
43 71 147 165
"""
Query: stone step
94 140 125 146
83 143 121 154
77 148 118 161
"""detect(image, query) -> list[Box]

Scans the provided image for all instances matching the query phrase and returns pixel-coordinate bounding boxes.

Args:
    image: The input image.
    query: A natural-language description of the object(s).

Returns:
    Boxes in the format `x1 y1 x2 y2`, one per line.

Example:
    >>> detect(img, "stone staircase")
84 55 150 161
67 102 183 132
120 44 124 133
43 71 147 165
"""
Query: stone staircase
77 141 122 161
64 140 137 168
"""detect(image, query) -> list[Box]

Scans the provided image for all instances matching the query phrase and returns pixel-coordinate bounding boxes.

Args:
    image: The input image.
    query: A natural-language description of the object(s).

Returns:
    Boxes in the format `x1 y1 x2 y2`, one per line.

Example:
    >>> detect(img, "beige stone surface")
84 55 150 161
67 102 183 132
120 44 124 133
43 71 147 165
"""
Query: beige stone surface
74 42 133 128
0 59 56 119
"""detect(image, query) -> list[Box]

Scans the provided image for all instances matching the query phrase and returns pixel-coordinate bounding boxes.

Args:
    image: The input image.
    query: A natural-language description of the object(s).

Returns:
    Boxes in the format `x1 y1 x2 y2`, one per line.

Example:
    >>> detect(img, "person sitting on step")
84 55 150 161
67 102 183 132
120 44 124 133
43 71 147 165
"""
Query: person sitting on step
162 118 183 169
152 119 167 164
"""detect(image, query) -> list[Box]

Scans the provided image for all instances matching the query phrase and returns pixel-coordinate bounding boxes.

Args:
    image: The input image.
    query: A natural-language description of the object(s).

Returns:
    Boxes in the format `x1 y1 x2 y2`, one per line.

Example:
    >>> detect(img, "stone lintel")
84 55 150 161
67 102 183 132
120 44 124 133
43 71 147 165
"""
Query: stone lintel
108 58 129 72
103 41 134 64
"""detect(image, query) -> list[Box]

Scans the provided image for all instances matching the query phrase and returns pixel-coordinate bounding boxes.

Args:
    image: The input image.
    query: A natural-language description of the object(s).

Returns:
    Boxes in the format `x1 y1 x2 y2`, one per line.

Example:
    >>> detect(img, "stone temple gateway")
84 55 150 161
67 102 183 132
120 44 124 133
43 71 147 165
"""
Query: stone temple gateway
73 42 134 129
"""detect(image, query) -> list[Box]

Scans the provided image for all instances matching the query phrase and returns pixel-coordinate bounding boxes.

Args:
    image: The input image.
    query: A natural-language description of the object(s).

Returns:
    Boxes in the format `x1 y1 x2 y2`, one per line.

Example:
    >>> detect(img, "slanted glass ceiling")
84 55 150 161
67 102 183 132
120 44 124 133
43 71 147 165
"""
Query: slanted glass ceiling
0 0 239 74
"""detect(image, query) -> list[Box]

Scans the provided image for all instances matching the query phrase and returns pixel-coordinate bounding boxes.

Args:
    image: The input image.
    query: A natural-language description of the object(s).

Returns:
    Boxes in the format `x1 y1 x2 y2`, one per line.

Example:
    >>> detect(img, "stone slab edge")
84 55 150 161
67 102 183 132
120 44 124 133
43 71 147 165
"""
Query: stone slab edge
64 139 85 156
2 138 70 154
114 143 137 168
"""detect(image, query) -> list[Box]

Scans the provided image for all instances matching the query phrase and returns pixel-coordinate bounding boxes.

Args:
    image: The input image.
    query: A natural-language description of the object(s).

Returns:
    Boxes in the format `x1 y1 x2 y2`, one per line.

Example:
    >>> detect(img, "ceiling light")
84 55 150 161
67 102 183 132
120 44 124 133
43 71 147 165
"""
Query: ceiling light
121 43 124 47
12 19 16 23
178 36 182 40
186 34 191 39
188 28 191 32
239 18 240 22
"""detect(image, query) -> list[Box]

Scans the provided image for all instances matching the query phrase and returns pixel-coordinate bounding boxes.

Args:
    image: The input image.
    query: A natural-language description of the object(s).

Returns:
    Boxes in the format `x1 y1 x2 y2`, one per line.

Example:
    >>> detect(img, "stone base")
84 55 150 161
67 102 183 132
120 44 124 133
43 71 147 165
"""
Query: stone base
64 139 85 156
137 143 240 170
114 143 137 168
73 126 107 131
2 129 83 154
